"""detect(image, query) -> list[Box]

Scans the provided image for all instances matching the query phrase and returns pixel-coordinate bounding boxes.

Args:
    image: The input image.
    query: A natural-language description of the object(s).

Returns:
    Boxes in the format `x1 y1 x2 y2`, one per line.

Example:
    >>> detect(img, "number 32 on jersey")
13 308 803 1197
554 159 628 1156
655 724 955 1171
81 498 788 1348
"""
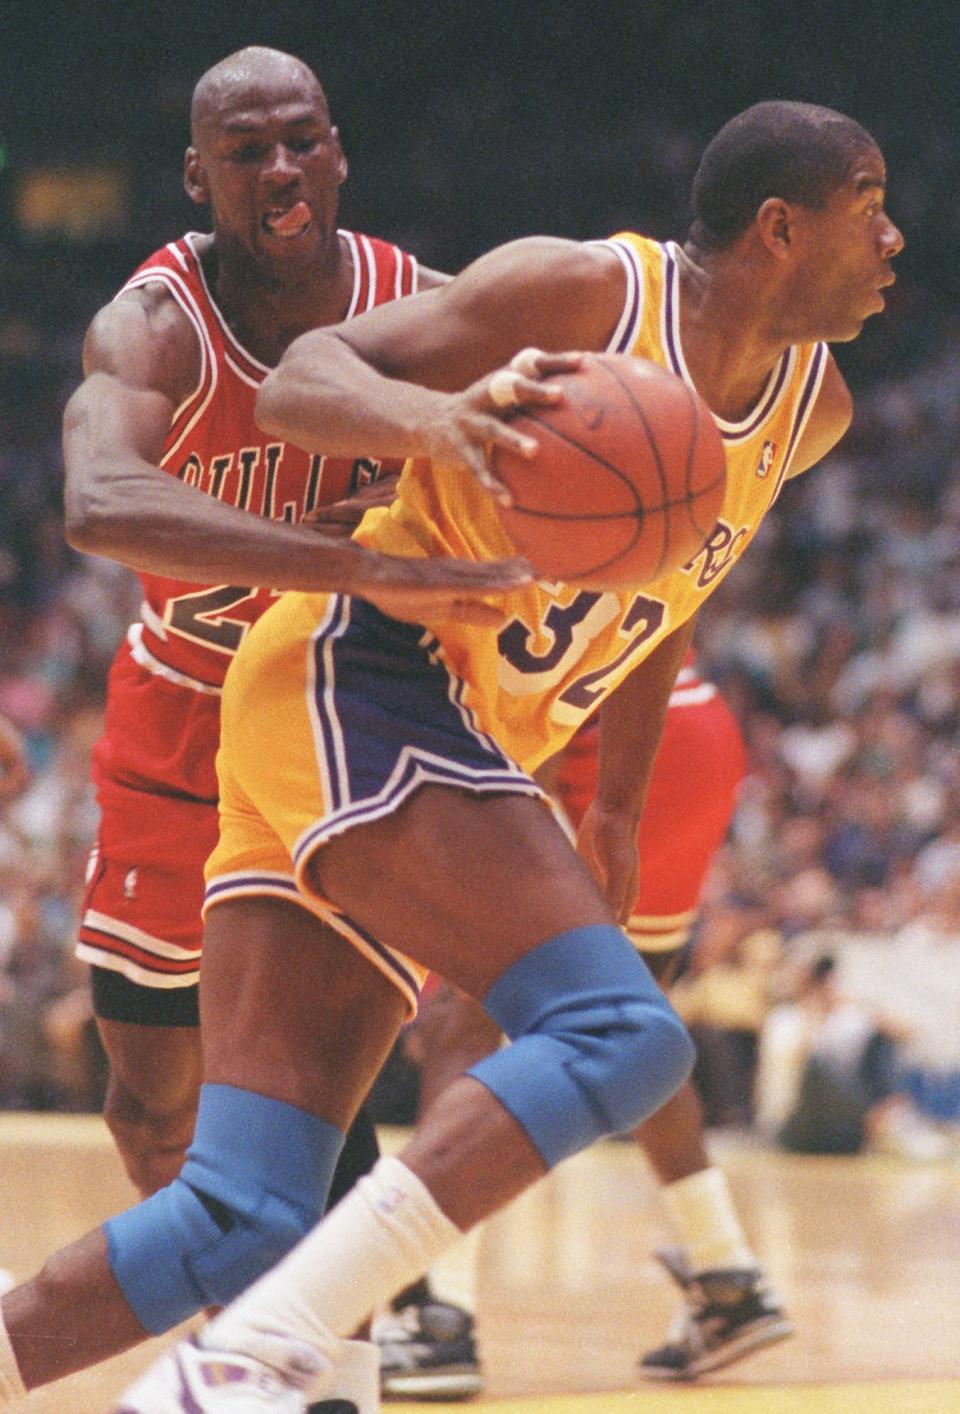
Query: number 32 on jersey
497 586 667 726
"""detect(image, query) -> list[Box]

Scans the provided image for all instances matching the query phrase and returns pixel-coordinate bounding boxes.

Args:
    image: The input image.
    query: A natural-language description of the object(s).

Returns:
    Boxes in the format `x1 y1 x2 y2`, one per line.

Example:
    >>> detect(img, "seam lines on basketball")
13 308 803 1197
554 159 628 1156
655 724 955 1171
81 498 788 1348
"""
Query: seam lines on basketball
594 355 673 579
513 404 705 520
505 412 647 579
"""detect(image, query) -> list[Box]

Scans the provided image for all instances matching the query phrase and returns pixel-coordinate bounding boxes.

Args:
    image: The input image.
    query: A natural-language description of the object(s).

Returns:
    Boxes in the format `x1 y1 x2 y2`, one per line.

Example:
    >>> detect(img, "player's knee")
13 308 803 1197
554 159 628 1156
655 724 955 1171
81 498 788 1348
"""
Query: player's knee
105 1085 344 1333
565 995 694 1135
469 925 695 1168
102 1090 197 1195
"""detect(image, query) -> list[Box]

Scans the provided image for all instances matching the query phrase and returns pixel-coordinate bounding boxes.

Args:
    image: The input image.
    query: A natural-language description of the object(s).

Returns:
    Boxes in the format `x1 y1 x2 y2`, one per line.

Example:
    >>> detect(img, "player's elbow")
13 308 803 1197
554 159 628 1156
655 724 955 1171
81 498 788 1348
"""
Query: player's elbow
253 368 287 438
63 468 125 555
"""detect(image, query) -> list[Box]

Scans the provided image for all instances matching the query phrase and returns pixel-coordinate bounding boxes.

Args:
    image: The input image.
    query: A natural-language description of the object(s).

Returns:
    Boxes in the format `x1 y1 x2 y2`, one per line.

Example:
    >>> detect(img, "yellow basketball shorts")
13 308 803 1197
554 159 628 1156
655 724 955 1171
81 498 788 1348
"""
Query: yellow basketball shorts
203 591 545 1016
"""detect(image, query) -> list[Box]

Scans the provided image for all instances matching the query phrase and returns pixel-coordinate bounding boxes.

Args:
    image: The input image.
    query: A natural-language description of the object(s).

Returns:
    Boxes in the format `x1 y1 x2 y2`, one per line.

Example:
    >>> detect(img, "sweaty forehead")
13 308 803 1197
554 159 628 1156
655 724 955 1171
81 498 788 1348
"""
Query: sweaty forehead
192 60 328 144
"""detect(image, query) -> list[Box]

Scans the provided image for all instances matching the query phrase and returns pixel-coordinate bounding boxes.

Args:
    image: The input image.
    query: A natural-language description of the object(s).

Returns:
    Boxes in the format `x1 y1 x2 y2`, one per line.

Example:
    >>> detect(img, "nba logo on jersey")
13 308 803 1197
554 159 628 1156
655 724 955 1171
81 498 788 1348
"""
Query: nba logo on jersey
123 868 138 901
756 440 776 478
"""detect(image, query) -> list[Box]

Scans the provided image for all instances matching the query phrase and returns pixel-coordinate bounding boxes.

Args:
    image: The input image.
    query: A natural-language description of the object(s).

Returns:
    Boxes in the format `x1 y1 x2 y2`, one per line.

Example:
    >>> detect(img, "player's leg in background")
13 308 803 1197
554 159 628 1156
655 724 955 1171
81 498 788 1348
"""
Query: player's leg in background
623 695 792 1379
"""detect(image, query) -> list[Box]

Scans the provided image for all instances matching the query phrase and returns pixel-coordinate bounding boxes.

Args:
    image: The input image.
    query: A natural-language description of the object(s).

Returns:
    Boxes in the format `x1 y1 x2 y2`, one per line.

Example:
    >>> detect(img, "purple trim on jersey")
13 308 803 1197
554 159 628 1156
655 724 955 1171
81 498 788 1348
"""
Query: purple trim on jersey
663 247 790 441
333 909 423 1001
730 352 791 439
774 341 828 498
612 245 642 353
204 875 300 903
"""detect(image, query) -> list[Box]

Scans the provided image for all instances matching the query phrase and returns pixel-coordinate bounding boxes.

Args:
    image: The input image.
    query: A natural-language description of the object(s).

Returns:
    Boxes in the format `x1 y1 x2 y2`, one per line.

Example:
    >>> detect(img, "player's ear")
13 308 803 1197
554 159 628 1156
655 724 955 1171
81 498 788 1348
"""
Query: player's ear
184 147 209 207
755 198 794 259
331 127 348 186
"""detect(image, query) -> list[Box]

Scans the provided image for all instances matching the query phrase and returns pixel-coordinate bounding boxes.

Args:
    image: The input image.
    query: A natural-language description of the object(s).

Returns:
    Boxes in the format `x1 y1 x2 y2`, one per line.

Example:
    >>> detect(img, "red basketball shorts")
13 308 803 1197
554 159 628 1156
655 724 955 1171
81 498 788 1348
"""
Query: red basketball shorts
555 687 746 952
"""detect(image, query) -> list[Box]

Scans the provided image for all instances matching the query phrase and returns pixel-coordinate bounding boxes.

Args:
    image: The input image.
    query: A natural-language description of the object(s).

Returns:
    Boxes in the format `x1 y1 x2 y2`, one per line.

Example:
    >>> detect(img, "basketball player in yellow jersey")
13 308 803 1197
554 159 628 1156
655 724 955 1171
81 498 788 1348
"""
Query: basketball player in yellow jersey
0 103 900 1412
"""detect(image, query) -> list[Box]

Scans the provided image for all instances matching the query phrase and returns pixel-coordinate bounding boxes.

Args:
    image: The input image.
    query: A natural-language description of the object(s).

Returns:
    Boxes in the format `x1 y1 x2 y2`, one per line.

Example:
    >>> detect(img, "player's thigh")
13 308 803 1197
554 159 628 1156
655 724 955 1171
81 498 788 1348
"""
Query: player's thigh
310 785 615 1000
199 896 409 1128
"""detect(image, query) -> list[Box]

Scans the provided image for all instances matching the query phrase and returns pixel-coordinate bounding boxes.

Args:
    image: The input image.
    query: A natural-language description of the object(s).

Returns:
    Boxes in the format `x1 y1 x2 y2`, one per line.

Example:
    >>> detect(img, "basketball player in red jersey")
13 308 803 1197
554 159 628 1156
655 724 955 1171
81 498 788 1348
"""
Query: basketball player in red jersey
398 657 786 1383
59 45 518 1400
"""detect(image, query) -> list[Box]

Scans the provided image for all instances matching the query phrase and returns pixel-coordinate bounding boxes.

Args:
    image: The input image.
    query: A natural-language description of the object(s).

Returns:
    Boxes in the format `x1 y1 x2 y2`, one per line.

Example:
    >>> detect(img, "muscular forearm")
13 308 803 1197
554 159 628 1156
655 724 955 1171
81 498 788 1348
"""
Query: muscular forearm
595 617 697 820
256 330 450 459
65 454 369 590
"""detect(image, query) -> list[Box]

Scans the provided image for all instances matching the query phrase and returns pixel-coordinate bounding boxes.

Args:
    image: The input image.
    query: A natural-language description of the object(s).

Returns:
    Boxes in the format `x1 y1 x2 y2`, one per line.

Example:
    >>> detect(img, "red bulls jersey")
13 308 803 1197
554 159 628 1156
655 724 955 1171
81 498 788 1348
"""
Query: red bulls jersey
94 229 418 800
123 229 418 689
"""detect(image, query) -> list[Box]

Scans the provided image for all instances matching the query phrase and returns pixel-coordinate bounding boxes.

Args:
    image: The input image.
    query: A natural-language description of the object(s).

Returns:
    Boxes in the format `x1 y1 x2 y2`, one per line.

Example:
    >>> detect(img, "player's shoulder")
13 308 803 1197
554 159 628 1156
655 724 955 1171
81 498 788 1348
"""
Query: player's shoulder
460 235 628 314
83 275 201 395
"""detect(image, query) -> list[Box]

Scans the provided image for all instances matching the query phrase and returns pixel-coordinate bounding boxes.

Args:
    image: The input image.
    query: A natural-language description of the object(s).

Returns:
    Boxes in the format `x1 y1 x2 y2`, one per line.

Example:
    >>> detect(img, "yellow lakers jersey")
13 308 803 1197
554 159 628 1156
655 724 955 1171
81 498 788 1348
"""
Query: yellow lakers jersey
351 233 828 772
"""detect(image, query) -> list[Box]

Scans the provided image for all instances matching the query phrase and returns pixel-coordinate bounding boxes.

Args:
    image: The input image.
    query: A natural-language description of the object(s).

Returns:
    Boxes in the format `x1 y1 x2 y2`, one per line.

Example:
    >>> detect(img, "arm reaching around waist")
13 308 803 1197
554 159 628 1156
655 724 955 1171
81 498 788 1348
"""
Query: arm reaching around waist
62 285 530 624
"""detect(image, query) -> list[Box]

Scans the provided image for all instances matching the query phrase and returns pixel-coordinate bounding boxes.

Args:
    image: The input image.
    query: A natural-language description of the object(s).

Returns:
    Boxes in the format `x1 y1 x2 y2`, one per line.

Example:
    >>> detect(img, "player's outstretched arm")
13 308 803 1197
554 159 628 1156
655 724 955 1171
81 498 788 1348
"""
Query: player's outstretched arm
62 288 529 622
577 617 697 921
256 236 629 495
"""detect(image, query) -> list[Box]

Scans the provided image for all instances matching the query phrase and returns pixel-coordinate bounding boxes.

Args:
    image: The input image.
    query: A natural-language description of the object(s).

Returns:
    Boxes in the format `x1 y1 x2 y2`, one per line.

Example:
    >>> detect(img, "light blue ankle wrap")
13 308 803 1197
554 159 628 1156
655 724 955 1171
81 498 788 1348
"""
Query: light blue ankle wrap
468 925 694 1168
106 1084 343 1333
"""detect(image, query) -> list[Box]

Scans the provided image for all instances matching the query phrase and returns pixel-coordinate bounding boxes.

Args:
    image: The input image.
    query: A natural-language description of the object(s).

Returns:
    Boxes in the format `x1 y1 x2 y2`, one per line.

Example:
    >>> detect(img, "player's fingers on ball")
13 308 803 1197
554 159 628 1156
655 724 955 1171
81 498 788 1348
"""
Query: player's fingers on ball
488 367 523 410
510 347 582 377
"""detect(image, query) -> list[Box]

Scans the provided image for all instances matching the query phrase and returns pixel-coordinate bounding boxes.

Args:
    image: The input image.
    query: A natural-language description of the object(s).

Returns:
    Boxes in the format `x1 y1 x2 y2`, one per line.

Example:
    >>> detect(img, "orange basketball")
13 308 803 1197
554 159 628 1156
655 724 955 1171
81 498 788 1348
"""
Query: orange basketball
492 354 726 588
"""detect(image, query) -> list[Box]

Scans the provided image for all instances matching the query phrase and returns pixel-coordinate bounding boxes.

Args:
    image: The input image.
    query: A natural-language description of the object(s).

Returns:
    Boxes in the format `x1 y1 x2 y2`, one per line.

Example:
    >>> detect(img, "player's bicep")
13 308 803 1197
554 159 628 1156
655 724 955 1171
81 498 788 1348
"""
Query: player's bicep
64 372 178 472
785 353 853 478
335 237 627 390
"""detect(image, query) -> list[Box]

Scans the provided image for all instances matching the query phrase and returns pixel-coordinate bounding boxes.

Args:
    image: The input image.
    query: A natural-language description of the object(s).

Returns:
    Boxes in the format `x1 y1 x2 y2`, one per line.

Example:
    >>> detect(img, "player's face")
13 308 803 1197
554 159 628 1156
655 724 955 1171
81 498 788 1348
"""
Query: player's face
188 73 347 271
788 146 903 342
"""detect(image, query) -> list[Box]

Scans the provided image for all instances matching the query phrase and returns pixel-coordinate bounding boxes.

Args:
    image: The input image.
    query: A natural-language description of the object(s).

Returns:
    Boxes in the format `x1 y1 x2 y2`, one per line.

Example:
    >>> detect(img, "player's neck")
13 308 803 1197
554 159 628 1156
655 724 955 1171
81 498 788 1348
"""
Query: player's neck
674 245 794 424
203 231 354 367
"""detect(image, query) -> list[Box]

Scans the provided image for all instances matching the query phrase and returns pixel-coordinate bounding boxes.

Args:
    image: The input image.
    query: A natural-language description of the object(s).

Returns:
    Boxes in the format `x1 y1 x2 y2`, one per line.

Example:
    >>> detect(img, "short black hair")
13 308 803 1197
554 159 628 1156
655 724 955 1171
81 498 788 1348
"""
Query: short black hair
689 101 877 252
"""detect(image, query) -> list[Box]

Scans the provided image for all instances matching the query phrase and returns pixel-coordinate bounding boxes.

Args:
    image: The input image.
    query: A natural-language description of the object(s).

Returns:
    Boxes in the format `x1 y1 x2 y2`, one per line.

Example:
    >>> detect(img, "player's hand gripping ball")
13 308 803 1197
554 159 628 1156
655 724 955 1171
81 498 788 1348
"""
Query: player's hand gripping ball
492 353 726 588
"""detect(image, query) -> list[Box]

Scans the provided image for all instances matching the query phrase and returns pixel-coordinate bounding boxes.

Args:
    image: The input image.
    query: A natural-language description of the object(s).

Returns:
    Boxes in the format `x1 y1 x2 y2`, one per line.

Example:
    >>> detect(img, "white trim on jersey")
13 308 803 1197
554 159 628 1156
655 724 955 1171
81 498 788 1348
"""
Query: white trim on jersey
359 233 378 313
80 909 201 962
224 348 263 390
661 241 799 444
595 238 645 355
118 267 218 453
668 681 718 708
775 340 830 496
166 240 190 272
185 231 273 374
127 622 223 697
341 230 364 319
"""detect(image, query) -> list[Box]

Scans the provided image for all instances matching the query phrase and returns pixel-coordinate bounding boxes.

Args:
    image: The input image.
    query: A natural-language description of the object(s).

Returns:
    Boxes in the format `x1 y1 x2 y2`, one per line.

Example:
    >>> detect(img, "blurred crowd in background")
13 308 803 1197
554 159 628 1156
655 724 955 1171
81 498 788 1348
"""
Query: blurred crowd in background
1 4 960 1160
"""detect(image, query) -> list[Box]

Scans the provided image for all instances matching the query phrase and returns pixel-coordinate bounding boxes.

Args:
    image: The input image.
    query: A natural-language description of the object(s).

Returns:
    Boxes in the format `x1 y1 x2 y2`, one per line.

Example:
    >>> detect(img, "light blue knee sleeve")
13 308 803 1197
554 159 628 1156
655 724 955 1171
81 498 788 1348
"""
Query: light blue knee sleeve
106 1084 343 1333
468 926 695 1168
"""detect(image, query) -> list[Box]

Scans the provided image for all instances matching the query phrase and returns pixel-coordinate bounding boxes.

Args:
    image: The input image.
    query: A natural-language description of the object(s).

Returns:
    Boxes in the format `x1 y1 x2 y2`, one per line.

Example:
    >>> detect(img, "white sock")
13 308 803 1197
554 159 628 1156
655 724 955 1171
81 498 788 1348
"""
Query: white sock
660 1166 757 1272
206 1155 460 1363
305 1339 379 1411
0 1304 26 1404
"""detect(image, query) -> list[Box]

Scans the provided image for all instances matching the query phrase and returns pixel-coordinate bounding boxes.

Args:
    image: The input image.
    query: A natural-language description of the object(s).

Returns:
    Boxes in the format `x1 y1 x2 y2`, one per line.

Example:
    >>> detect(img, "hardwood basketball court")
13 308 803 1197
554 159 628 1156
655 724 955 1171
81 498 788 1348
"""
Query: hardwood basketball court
0 1117 955 1411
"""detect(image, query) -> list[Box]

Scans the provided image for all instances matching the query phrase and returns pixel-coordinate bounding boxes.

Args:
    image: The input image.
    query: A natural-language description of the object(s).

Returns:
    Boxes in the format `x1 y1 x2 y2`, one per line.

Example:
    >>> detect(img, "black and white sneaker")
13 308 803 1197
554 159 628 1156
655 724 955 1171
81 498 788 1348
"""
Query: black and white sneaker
374 1292 483 1401
639 1247 793 1380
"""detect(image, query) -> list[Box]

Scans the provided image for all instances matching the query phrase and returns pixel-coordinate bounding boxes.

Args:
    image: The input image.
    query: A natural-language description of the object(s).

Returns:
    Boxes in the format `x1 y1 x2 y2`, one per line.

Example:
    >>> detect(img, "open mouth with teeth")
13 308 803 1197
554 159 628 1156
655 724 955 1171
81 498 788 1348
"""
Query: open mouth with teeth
262 201 313 239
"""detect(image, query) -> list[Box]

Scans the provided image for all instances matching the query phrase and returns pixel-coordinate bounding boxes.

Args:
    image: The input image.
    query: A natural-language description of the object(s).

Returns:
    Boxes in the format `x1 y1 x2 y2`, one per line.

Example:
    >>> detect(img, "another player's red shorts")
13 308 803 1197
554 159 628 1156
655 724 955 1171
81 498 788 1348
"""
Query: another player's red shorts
556 682 746 953
77 641 221 995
